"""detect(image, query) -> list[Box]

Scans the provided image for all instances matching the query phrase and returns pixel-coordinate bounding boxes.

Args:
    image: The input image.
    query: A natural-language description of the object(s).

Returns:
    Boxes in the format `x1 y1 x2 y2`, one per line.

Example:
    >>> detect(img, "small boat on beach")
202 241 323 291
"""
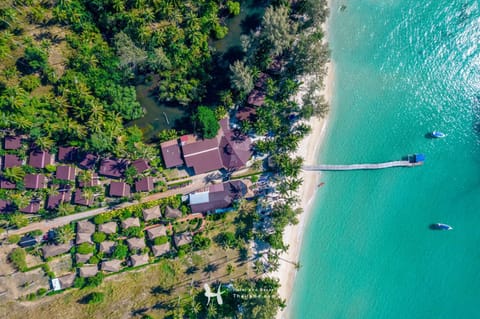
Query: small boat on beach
430 223 453 230
431 131 446 138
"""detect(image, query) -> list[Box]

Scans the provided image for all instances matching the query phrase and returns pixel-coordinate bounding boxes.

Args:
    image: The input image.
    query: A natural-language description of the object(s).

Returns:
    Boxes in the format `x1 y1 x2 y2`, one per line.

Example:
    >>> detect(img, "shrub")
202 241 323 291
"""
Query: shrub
88 255 100 264
120 209 132 220
45 164 56 173
73 276 85 288
192 234 211 251
9 248 27 271
153 236 168 246
37 287 47 296
111 244 128 260
226 1 241 15
77 243 94 255
7 234 21 244
93 214 111 225
85 273 104 288
85 292 104 304
92 232 106 243
29 229 43 237
122 226 143 238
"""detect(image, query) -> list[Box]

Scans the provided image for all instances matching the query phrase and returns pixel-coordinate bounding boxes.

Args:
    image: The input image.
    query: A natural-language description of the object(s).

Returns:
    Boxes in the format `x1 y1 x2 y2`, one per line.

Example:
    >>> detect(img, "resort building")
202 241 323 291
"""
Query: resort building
4 136 22 150
98 222 117 234
146 225 167 240
99 241 116 254
121 217 140 229
152 243 171 257
101 260 122 272
164 206 182 219
130 254 149 267
57 146 78 163
173 232 193 247
160 118 252 175
75 253 92 264
131 159 150 173
79 265 98 278
24 174 47 189
56 165 76 181
127 238 146 251
78 153 97 170
3 154 23 168
73 189 94 206
46 187 72 209
142 206 161 221
19 200 41 214
189 180 251 213
0 178 16 189
135 177 154 192
109 181 130 197
99 158 128 178
28 150 53 168
42 243 72 259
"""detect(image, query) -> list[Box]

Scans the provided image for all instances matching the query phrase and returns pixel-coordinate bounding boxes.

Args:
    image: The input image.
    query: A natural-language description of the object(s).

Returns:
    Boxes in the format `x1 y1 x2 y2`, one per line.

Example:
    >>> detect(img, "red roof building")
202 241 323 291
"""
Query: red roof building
247 89 266 107
77 172 99 188
109 182 130 197
0 178 16 189
24 174 47 189
46 187 72 209
182 135 223 174
4 136 22 150
29 150 53 168
99 159 128 178
160 140 183 168
78 153 97 170
135 177 154 192
73 189 93 206
189 180 249 213
56 165 76 181
20 199 41 214
57 146 78 163
219 118 252 170
131 159 150 173
3 154 23 168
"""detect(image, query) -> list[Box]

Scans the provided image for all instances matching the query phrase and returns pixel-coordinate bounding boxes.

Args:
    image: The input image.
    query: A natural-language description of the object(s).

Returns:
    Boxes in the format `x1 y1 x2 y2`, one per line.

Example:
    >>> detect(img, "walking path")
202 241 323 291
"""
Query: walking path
2 168 253 238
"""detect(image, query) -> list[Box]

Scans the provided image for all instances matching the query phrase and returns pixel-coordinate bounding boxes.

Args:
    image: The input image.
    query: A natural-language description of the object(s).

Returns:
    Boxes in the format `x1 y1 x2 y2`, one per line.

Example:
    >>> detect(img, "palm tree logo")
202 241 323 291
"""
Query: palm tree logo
204 283 224 305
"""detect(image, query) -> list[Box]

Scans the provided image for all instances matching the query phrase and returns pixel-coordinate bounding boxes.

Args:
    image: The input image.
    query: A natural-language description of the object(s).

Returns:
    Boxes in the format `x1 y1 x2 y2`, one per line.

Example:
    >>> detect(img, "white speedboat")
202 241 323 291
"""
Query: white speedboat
431 131 446 138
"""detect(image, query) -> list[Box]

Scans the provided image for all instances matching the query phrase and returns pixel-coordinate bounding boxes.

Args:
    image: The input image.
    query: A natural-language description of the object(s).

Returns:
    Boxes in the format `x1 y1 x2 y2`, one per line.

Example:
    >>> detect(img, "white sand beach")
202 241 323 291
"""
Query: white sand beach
274 60 334 319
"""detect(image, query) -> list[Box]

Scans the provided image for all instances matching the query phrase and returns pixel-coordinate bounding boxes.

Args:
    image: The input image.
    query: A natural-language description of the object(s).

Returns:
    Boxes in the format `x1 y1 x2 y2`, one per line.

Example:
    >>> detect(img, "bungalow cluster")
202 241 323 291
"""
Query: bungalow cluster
41 201 200 292
0 135 155 216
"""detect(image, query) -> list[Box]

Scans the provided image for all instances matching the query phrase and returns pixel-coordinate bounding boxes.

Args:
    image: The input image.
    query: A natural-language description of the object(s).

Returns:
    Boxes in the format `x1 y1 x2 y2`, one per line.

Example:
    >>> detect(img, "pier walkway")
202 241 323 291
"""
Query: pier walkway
303 161 422 171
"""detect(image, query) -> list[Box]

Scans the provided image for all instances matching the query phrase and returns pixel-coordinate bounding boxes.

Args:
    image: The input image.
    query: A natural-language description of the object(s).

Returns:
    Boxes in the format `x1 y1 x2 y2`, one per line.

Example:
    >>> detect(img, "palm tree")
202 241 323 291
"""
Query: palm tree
206 303 218 319
56 203 75 217
11 193 30 210
55 224 75 244
2 166 25 183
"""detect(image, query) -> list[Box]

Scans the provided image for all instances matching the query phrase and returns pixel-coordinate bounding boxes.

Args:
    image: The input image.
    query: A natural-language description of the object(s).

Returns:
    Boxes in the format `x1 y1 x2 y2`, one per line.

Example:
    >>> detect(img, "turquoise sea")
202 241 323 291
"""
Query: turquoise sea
291 1 480 318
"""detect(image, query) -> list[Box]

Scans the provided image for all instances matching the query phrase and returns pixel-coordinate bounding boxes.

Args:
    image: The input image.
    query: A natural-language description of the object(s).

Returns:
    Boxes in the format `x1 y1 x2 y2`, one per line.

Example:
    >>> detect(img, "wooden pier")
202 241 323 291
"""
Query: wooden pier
303 161 423 171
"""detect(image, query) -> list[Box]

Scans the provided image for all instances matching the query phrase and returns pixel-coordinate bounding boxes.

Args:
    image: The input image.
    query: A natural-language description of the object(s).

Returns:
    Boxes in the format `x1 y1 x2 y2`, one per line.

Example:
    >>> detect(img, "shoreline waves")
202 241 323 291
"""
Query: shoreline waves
274 59 334 319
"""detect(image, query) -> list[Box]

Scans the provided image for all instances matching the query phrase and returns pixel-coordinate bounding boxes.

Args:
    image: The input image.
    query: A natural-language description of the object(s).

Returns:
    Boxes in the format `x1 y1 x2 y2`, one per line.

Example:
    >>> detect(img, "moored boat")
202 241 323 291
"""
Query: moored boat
431 131 446 138
430 223 453 230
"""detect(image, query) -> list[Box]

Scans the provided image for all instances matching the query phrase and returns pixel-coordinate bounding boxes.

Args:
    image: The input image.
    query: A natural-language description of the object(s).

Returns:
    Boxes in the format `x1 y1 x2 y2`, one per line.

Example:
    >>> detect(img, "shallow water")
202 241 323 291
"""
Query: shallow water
291 1 480 318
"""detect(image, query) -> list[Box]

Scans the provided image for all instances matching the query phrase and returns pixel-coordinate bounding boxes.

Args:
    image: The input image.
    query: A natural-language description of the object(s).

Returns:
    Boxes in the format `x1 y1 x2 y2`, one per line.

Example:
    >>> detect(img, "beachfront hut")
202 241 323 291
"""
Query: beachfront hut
57 273 76 289
130 254 149 267
101 260 122 272
165 206 182 219
146 225 167 240
121 217 140 229
75 253 93 264
42 243 72 258
142 206 161 221
126 238 146 251
78 265 98 278
173 232 192 247
99 241 116 254
77 220 95 234
76 233 92 245
98 222 117 234
152 243 171 257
